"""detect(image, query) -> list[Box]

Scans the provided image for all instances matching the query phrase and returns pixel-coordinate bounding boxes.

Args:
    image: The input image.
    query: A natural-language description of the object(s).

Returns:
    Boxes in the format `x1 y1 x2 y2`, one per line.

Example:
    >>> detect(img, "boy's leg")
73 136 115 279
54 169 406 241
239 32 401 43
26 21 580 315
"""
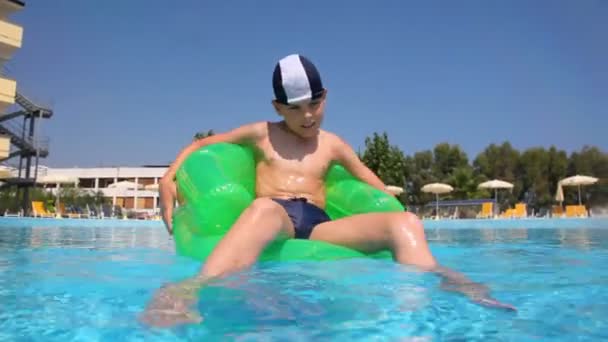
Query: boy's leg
199 198 295 277
309 211 516 310
141 198 295 327
310 211 436 267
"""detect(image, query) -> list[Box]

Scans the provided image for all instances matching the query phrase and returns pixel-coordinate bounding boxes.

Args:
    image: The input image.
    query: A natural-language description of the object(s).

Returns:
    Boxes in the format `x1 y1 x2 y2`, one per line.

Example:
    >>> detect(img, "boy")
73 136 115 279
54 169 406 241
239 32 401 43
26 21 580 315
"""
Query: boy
141 54 515 327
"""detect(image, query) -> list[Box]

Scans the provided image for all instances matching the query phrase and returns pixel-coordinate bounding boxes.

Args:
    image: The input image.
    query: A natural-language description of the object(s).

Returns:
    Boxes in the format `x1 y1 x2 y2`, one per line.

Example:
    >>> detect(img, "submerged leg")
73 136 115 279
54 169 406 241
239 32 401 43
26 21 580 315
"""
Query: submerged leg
140 198 295 327
310 211 516 311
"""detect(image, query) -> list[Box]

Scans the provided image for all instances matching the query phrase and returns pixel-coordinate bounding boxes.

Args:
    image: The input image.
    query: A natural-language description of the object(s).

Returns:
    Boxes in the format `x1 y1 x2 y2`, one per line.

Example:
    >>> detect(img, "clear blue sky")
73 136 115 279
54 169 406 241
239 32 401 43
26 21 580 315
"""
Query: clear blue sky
7 0 607 167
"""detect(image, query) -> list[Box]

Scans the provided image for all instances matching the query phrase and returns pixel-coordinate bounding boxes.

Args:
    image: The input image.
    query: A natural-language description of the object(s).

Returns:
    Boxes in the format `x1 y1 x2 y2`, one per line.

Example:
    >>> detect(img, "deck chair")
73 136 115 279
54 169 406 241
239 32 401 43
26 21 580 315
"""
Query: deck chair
566 205 588 218
565 205 581 218
86 204 100 219
101 204 114 219
575 205 588 218
114 205 126 219
500 208 514 218
58 203 81 218
74 205 90 219
31 201 54 218
476 202 494 218
513 203 527 218
4 209 23 217
552 205 564 218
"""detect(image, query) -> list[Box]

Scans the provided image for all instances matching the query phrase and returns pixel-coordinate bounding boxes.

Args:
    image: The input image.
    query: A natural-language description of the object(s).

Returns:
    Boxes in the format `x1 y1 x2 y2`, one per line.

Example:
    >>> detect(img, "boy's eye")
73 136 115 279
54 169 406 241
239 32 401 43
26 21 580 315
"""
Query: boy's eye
288 106 300 110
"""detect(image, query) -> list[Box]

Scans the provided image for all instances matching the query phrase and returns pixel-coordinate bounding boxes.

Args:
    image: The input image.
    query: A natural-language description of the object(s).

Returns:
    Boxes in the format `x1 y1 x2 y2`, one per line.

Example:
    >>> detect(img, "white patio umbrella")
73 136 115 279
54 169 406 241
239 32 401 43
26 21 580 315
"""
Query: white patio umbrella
385 185 403 196
144 183 159 191
37 175 79 185
555 182 564 204
422 183 453 219
108 181 144 190
478 179 514 204
558 175 599 205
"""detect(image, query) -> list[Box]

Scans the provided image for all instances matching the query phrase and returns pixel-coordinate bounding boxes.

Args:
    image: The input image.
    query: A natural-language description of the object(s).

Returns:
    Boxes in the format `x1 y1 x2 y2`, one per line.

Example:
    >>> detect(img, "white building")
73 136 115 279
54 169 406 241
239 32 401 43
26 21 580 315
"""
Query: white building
40 165 168 213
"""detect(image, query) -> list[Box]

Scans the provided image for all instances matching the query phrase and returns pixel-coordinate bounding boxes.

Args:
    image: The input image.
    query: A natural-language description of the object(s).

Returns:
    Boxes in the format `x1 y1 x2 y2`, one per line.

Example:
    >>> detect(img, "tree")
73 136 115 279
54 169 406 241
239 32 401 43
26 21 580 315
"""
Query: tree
567 146 608 206
518 147 552 210
403 150 435 205
358 133 608 210
449 166 487 200
473 142 521 205
360 132 407 202
473 142 520 182
193 129 215 141
432 143 469 182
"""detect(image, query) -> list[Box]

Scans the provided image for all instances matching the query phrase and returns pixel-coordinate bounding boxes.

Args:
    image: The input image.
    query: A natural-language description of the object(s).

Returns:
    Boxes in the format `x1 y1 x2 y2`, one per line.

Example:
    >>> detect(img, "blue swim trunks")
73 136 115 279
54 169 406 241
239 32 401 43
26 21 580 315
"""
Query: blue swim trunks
271 197 331 239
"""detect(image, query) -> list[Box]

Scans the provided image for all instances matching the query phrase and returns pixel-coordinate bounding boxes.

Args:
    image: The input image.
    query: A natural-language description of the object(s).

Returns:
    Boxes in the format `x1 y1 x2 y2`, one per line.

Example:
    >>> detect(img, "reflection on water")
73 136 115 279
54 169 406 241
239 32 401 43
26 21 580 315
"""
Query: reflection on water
425 227 608 250
0 226 174 252
1 223 607 341
1 225 607 252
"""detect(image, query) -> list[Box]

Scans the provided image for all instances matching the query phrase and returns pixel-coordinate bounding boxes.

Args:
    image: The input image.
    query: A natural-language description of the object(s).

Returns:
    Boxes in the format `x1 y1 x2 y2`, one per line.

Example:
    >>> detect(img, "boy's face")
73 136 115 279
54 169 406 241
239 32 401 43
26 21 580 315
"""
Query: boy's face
273 90 327 139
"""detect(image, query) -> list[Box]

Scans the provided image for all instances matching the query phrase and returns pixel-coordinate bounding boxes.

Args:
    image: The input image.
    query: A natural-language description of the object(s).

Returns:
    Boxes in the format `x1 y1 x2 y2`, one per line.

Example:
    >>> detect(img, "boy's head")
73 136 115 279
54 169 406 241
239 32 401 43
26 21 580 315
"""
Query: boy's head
272 54 327 138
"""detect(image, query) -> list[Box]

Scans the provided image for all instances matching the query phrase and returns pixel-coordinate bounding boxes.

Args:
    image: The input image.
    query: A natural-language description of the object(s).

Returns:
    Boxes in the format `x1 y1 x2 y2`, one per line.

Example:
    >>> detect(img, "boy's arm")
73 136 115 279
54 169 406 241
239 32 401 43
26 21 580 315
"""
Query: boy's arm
332 136 392 195
162 122 265 182
160 122 265 233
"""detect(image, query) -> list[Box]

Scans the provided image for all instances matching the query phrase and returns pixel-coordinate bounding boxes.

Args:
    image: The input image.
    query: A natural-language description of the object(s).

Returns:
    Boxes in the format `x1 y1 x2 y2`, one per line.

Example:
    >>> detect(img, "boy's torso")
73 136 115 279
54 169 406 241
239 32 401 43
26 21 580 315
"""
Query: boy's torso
252 121 336 209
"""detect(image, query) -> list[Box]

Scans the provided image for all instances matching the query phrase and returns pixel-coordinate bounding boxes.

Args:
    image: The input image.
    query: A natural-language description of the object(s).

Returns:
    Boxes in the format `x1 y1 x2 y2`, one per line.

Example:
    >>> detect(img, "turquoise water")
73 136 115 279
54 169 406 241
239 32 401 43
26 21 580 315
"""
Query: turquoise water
1 218 608 341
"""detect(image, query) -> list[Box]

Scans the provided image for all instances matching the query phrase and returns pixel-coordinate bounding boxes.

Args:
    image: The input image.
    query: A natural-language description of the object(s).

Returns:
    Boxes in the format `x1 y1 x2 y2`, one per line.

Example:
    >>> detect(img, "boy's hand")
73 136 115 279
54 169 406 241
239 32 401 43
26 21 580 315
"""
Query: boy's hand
159 177 176 235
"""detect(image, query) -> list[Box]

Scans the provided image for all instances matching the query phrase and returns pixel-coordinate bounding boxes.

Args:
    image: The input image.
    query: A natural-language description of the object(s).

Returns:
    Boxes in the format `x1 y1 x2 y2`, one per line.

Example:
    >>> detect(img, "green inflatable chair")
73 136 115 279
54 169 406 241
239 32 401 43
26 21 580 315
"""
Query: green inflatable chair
172 143 405 262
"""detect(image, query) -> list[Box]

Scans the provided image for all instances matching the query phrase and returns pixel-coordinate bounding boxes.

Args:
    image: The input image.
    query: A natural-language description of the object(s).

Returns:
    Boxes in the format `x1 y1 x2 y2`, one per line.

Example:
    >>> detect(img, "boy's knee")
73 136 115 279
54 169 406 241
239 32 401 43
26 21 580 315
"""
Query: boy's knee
388 212 425 237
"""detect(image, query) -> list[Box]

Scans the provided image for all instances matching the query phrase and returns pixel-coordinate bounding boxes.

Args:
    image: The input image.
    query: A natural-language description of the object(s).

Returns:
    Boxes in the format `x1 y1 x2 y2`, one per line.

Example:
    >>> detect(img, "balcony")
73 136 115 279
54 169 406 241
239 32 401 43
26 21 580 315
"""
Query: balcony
0 19 22 65
0 77 15 113
0 133 8 159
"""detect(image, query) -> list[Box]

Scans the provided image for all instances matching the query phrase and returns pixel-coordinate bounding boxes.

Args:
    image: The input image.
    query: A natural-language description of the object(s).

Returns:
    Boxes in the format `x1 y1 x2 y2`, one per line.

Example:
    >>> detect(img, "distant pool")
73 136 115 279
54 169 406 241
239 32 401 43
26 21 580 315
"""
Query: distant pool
1 217 607 340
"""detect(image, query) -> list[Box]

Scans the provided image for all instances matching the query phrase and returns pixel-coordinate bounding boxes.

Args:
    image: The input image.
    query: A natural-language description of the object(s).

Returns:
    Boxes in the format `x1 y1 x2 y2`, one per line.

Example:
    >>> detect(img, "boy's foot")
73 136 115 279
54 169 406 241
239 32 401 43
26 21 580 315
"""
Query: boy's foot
139 285 203 327
474 297 517 311
139 308 203 328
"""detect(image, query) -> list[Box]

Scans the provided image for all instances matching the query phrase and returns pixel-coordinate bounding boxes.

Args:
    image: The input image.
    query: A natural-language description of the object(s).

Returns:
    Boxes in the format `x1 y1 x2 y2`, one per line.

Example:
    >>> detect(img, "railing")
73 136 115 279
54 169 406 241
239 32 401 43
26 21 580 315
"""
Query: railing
0 118 50 155
14 92 52 117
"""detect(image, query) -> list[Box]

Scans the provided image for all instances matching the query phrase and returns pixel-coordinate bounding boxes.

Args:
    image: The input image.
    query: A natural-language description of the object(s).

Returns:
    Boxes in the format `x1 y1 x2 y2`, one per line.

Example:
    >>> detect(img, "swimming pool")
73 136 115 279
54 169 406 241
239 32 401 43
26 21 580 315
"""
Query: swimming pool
1 217 607 341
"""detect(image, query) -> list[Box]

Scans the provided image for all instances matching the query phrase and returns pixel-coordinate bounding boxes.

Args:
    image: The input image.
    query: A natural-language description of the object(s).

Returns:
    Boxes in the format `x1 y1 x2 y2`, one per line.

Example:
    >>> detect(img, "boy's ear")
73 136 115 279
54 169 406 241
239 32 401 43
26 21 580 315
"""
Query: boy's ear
271 100 284 116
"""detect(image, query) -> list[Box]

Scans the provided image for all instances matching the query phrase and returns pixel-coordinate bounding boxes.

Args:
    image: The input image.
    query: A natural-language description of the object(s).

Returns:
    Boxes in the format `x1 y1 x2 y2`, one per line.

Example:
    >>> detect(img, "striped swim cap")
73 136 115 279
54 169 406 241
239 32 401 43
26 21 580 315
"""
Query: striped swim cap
272 54 324 105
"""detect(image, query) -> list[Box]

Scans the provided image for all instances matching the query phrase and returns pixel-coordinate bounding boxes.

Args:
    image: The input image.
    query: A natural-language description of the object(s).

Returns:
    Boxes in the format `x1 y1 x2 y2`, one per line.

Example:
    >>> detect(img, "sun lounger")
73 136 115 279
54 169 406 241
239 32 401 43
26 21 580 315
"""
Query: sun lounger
500 208 514 218
566 205 588 218
552 205 564 218
513 203 527 218
476 202 494 218
4 209 23 217
31 201 54 218
58 203 81 218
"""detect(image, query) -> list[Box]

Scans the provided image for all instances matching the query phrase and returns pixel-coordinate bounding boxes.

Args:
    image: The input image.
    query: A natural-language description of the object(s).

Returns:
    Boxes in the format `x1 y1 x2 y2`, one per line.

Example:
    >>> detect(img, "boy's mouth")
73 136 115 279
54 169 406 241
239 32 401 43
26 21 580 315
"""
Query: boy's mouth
301 121 316 129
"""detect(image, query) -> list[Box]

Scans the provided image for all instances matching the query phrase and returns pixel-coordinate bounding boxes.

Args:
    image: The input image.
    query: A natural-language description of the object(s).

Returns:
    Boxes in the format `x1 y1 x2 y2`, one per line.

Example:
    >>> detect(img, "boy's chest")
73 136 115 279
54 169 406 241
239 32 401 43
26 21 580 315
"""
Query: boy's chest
257 140 333 177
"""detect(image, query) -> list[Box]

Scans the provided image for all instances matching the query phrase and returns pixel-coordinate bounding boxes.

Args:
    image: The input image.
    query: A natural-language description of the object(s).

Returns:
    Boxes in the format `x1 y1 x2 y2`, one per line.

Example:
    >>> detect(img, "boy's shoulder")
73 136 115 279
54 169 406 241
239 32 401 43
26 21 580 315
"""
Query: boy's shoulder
319 129 349 147
229 121 270 141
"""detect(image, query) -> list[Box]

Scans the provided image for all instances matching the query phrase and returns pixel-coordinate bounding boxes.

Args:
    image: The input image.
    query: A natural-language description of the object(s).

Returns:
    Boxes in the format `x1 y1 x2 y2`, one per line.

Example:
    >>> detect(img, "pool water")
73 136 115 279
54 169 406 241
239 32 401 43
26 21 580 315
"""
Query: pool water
1 219 607 341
